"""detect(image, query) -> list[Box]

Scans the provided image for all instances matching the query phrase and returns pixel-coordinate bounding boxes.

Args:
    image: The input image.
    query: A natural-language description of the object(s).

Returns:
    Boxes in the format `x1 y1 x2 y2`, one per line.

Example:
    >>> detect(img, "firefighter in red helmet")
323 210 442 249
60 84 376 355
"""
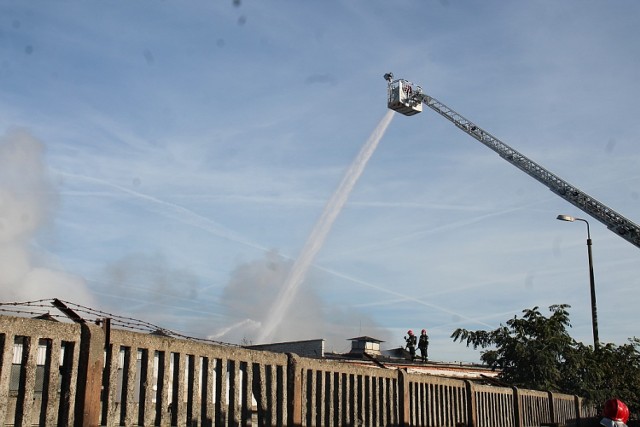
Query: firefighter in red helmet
600 398 629 427
418 328 429 362
404 330 417 361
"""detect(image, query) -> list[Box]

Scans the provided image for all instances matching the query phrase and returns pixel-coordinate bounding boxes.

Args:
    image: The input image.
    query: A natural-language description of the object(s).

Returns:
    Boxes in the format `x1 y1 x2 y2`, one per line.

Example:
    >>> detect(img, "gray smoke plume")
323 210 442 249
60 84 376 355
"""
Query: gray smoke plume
0 128 93 304
101 252 202 325
214 250 392 351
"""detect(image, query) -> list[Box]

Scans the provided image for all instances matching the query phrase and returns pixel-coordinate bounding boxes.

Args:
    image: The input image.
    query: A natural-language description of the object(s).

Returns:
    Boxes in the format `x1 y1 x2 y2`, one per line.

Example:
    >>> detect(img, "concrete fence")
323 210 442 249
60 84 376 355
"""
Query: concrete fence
0 314 596 426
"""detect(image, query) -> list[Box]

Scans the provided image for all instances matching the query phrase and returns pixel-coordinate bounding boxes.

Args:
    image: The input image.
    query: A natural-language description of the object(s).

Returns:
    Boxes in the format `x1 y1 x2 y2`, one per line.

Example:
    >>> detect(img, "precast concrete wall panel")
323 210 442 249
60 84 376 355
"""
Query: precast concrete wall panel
474 384 515 427
408 373 468 427
104 328 289 427
519 389 552 427
552 393 579 427
0 316 80 427
294 357 399 427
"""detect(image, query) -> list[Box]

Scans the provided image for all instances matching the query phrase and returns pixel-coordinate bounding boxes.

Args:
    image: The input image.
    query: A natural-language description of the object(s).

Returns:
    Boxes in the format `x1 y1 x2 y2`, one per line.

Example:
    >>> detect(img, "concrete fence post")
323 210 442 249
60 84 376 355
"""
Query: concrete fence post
76 322 105 427
574 395 582 427
465 380 477 427
398 369 410 426
548 391 556 425
287 353 303 426
513 387 523 427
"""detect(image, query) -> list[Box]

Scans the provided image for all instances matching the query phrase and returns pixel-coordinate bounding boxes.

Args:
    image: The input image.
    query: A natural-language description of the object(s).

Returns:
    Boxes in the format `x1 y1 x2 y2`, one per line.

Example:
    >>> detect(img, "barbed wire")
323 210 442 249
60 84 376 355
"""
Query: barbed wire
0 298 238 347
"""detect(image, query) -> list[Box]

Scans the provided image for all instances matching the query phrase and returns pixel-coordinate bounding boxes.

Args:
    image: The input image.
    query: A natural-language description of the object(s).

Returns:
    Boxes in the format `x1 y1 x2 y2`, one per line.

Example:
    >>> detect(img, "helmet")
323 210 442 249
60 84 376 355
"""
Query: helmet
603 399 629 423
422 329 426 334
407 330 413 335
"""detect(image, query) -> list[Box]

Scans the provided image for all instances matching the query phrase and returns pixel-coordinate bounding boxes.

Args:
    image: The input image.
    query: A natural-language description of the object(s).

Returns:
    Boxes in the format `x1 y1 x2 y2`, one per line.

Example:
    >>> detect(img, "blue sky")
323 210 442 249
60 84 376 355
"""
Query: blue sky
1 1 639 362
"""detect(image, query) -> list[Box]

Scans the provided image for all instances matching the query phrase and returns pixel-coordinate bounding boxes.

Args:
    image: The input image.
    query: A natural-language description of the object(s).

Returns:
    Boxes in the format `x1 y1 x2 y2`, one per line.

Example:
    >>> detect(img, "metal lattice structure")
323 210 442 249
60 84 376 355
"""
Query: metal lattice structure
385 73 640 249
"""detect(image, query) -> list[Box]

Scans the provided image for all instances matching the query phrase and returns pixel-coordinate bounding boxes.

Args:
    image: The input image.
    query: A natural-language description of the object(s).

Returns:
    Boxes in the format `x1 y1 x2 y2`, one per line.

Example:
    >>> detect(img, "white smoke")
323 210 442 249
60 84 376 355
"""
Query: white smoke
0 128 94 304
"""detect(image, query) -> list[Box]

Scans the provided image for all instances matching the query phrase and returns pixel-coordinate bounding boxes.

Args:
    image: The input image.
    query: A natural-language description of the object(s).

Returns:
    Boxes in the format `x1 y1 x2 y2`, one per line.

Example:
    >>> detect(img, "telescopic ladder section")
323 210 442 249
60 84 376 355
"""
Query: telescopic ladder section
385 74 640 249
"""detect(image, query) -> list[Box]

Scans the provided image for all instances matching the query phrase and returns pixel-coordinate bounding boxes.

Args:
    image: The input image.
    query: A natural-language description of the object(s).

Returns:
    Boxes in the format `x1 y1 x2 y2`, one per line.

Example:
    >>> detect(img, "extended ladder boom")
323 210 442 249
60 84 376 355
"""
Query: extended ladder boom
385 74 640 249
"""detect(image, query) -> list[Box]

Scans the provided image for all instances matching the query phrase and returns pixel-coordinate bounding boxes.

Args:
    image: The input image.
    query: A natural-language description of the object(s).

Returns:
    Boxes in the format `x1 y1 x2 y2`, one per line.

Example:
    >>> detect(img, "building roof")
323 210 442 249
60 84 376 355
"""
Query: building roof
33 313 58 322
348 336 385 343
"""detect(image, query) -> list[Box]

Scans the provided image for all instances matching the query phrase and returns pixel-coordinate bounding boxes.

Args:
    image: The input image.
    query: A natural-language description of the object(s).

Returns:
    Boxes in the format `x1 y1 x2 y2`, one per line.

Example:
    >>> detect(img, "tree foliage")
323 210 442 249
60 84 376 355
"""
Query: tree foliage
451 305 640 414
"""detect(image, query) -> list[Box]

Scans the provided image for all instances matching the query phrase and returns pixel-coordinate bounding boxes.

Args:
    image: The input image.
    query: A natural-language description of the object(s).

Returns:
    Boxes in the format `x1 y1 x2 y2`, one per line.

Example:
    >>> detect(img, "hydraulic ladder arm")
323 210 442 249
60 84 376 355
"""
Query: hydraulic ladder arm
385 73 640 249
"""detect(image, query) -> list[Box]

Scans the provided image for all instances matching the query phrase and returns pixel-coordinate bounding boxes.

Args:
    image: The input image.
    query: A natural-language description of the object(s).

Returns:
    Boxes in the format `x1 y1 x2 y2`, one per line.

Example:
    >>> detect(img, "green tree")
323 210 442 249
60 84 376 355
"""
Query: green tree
451 304 640 414
585 339 640 413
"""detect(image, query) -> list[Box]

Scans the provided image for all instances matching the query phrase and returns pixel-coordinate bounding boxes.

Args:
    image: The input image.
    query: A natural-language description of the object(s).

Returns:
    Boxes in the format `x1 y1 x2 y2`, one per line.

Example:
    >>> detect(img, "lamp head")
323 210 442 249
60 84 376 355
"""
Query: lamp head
557 214 576 222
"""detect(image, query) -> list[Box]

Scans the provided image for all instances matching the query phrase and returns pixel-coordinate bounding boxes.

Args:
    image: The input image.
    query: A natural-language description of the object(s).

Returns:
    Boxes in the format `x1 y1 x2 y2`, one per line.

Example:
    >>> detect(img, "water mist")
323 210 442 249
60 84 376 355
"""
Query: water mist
257 110 395 343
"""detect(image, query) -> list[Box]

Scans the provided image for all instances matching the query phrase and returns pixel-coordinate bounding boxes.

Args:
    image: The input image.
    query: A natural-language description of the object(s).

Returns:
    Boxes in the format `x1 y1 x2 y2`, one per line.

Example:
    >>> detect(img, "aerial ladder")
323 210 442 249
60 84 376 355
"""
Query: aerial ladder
384 72 640 250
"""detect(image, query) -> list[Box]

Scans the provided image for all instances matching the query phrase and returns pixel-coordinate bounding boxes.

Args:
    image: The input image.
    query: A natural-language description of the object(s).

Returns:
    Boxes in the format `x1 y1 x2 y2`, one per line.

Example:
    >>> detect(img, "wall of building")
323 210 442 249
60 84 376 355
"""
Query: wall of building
248 339 325 358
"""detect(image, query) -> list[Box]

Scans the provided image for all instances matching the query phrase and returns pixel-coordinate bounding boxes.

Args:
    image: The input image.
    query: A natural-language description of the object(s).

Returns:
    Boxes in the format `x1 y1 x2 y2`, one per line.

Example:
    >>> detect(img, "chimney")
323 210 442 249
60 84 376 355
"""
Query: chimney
348 336 384 357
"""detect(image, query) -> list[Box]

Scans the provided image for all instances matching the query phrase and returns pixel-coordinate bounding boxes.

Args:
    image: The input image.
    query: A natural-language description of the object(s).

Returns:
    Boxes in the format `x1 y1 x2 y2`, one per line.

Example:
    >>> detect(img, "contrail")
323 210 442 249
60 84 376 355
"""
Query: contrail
329 199 546 259
257 111 395 343
55 158 496 333
207 318 261 340
54 170 270 252
314 265 495 329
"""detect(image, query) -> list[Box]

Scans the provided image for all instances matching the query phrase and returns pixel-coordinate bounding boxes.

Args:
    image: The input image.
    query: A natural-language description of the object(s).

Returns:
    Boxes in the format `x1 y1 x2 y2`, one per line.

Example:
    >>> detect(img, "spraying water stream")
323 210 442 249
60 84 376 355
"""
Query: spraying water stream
257 110 395 343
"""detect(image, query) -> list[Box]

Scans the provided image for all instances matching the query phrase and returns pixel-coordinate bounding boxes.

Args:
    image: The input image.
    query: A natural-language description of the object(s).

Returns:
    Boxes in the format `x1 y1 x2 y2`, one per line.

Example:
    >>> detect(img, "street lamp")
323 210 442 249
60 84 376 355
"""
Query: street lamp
556 214 600 350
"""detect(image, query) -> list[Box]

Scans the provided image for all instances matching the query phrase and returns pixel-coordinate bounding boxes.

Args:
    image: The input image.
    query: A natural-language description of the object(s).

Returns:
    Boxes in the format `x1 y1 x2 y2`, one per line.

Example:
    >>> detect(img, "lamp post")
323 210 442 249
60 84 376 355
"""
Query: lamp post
556 214 600 350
